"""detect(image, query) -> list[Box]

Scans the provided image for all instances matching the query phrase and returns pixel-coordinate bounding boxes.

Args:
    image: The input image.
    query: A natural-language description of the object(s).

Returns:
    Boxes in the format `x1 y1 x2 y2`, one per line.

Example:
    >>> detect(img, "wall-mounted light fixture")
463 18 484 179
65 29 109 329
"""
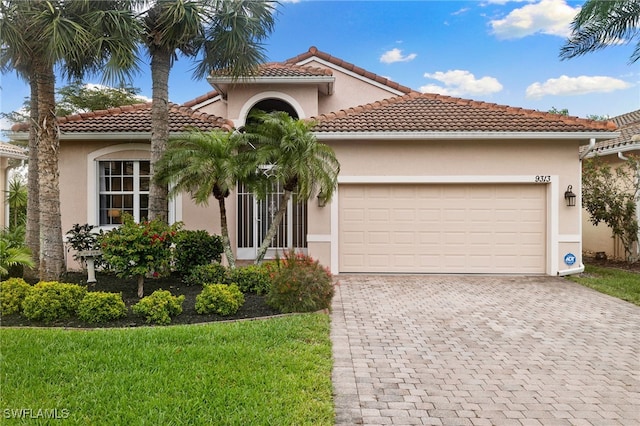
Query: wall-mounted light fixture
564 185 576 207
317 192 327 208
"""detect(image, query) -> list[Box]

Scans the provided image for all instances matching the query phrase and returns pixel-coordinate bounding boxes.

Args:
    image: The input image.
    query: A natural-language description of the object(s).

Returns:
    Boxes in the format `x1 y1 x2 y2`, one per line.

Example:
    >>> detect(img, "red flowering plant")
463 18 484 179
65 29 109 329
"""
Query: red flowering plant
99 214 182 298
266 250 334 313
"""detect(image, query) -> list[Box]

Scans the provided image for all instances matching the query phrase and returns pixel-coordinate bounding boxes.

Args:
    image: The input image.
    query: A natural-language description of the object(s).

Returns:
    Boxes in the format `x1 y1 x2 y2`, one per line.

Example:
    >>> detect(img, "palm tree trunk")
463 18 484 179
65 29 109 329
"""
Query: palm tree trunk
24 76 40 280
217 196 236 269
35 62 65 281
149 49 171 223
137 274 145 298
255 190 292 264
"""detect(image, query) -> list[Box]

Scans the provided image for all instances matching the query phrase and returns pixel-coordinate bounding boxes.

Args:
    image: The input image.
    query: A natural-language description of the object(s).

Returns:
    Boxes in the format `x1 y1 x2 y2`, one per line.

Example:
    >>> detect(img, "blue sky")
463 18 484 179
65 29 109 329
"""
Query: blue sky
1 0 638 131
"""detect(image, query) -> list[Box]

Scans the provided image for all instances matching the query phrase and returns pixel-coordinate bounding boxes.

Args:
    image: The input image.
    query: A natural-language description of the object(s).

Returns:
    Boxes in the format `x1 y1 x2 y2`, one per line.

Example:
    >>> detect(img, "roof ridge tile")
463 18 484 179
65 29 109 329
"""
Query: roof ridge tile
285 46 414 95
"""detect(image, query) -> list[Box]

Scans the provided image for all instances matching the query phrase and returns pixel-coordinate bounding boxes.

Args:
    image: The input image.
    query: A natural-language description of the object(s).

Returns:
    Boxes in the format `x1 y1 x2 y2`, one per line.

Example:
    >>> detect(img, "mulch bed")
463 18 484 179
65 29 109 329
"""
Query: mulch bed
1 272 280 329
584 256 640 274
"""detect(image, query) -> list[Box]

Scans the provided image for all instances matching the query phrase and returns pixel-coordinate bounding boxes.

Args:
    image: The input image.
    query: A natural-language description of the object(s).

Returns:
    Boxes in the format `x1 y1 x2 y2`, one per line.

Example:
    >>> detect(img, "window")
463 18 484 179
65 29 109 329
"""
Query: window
98 160 149 225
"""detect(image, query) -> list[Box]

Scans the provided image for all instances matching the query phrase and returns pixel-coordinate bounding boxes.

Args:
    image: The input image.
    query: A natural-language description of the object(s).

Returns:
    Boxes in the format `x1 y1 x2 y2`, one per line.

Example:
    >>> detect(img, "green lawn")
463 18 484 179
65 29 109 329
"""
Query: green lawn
0 314 333 425
568 264 640 306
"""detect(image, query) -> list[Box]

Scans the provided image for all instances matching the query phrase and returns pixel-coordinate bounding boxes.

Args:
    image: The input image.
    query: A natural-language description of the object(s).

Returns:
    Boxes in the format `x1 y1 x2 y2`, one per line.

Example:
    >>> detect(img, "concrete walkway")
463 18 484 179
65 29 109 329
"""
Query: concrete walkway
331 275 640 425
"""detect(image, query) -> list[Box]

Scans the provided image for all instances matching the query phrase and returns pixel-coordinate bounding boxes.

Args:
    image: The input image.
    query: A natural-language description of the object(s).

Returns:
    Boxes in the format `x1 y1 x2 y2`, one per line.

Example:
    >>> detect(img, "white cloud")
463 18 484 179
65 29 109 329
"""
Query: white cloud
490 0 578 39
0 116 13 131
420 70 503 97
380 48 417 64
526 75 632 98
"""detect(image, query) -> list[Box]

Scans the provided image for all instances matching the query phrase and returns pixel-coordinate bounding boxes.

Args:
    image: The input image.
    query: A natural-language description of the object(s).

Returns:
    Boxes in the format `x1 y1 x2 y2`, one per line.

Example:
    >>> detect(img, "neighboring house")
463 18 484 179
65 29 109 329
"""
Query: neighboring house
581 110 640 260
10 46 618 275
0 141 27 228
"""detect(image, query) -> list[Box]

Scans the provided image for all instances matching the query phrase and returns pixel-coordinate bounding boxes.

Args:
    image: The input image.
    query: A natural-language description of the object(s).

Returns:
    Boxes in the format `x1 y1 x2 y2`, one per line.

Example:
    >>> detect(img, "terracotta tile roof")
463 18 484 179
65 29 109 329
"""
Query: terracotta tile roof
311 92 618 134
588 109 640 154
0 141 27 159
11 103 234 134
286 46 415 95
255 62 333 78
208 62 333 80
182 90 220 108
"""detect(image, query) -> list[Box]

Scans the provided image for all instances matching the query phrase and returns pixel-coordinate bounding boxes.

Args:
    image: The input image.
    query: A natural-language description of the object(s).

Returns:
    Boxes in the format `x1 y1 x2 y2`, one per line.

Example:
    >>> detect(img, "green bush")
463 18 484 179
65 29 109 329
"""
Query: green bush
132 290 185 325
228 264 272 295
182 263 229 287
195 284 245 316
22 281 87 322
267 251 334 313
100 214 181 297
173 230 223 274
0 278 31 315
77 292 127 323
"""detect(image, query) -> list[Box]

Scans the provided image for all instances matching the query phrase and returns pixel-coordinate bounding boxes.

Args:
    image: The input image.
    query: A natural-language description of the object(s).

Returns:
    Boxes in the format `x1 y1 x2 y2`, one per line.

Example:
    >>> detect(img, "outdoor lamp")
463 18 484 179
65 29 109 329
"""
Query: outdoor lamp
317 192 327 208
564 185 576 207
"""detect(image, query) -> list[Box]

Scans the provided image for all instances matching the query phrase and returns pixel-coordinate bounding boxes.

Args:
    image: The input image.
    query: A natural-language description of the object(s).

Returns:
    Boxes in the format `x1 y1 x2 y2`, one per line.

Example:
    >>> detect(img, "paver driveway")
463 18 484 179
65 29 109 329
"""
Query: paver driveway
331 275 639 425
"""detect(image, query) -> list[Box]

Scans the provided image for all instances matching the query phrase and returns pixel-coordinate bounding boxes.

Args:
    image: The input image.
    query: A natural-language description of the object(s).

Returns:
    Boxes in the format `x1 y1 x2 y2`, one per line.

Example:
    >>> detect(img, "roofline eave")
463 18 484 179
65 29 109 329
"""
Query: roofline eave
208 76 335 85
8 131 212 142
586 143 640 158
314 131 621 141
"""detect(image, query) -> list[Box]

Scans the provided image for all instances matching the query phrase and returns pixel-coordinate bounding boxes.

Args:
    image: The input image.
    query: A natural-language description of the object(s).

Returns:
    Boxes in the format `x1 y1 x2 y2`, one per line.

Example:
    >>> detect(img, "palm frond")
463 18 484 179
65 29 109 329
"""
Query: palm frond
561 0 640 63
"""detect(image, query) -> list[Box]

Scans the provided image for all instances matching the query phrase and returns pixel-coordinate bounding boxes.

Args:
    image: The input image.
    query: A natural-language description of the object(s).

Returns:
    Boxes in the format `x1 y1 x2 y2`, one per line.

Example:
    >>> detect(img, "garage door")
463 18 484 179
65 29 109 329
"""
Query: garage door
339 184 546 274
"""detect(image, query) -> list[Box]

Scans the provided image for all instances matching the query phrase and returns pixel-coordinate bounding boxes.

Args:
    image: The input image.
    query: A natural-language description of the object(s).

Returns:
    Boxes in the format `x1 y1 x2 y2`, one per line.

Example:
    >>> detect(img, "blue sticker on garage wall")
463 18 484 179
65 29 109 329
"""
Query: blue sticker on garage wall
564 253 576 266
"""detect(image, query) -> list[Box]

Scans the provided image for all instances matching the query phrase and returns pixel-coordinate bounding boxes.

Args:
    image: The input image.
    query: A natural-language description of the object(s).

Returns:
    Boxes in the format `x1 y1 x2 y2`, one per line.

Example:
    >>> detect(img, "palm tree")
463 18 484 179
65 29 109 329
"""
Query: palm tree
0 226 34 278
140 0 276 223
0 0 140 280
560 0 640 63
0 0 40 278
6 177 27 229
155 130 254 268
243 111 340 264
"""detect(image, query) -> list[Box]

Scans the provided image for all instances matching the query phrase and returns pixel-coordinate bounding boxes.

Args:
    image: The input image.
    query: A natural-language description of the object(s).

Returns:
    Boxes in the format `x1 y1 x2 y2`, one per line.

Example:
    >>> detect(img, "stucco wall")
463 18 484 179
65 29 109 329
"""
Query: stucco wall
306 137 585 275
581 153 640 260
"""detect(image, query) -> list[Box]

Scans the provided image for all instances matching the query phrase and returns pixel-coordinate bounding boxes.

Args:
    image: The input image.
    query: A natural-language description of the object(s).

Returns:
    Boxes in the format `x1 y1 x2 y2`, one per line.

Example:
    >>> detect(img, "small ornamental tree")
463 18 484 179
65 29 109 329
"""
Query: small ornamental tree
582 155 640 262
100 214 182 297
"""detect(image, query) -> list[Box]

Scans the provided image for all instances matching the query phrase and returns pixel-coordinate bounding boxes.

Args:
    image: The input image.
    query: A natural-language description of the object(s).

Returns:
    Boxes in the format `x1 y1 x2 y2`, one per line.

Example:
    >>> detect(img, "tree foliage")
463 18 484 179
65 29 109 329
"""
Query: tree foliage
56 82 144 116
561 0 640 63
140 0 276 223
154 130 252 268
0 0 140 281
582 155 640 262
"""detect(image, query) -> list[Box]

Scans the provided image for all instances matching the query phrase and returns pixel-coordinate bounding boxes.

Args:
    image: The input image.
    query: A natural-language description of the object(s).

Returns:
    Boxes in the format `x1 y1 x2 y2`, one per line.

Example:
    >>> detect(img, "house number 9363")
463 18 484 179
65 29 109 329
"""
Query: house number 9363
534 175 551 183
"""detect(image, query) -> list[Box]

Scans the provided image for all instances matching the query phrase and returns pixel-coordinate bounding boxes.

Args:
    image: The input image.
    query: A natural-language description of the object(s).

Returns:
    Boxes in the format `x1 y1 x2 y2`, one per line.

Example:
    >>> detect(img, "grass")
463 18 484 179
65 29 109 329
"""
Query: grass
0 314 334 425
567 264 640 306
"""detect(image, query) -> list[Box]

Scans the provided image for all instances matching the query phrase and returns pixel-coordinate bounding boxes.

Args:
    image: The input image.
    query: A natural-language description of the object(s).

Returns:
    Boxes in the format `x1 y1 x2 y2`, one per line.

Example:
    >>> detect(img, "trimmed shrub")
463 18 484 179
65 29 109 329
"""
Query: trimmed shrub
195 284 245 316
22 281 87 322
100 214 181 297
132 290 185 325
228 264 272 295
77 292 127 323
267 251 334 313
0 278 31 315
173 230 223 274
182 263 228 287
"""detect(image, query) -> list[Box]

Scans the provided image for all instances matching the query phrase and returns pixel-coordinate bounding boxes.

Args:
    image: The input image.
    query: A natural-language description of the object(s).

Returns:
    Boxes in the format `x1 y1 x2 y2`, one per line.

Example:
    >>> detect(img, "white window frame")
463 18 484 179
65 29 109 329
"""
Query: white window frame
87 144 179 230
98 160 149 225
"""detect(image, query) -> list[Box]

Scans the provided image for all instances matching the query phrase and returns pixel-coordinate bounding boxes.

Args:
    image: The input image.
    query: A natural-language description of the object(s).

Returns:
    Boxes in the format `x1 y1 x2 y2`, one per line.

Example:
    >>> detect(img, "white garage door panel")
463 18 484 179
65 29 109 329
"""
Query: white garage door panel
339 184 546 273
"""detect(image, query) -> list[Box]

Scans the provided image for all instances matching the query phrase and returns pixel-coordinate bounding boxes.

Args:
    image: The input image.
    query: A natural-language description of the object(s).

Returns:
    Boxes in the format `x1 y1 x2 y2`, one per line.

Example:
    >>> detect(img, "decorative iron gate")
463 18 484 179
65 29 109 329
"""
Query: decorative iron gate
237 182 307 259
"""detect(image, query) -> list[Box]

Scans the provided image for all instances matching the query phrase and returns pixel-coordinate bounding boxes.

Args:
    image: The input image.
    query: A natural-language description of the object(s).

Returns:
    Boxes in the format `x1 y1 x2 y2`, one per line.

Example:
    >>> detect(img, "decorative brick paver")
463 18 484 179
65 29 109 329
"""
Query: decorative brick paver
331 275 640 425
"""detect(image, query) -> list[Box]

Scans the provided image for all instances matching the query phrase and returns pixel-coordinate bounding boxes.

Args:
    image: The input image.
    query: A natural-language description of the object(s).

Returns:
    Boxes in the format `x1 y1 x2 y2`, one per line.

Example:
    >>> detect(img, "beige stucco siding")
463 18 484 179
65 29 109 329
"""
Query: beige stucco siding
307 138 584 275
58 136 586 274
196 85 320 126
301 59 407 114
